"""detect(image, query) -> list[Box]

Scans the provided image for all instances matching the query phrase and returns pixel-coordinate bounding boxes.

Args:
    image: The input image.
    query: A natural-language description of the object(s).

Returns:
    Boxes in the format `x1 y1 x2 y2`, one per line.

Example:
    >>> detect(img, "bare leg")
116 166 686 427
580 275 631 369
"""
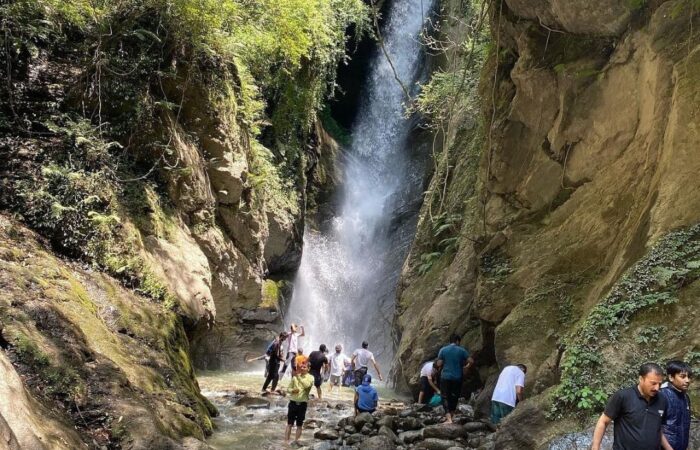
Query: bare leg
316 386 322 400
284 424 292 444
294 425 302 443
418 391 424 404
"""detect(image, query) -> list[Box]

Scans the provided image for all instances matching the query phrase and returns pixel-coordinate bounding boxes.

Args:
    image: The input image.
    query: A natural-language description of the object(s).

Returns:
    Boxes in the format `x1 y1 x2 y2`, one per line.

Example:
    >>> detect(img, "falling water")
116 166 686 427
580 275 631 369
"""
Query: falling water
285 0 434 365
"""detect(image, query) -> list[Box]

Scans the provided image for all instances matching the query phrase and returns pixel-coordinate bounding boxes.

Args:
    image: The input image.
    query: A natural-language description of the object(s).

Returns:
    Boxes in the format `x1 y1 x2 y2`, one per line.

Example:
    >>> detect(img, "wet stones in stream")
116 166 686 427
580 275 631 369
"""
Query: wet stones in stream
309 401 496 450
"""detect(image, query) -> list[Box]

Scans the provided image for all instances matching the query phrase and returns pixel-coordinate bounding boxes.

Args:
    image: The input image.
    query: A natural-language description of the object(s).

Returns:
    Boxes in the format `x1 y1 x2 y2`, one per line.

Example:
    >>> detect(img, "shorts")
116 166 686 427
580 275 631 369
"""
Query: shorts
354 367 368 387
330 375 341 386
310 369 323 388
287 400 308 427
490 400 514 424
420 376 435 398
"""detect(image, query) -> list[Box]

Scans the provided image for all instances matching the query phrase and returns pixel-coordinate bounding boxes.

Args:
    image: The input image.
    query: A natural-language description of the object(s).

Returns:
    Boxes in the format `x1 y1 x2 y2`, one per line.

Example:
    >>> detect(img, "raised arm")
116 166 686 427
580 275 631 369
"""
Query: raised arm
298 326 305 337
591 414 612 450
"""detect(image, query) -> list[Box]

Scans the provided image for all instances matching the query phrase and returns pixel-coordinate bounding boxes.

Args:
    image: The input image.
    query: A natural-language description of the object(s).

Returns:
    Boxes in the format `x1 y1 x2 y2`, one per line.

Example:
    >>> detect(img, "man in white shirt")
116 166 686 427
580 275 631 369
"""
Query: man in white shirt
418 360 440 404
328 344 350 395
490 364 526 424
279 323 305 378
351 341 383 387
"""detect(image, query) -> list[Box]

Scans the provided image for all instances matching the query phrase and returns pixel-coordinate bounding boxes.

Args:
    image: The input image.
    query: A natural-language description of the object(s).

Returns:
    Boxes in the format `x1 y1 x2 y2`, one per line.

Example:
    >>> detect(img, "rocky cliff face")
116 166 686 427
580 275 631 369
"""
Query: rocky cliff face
394 0 700 446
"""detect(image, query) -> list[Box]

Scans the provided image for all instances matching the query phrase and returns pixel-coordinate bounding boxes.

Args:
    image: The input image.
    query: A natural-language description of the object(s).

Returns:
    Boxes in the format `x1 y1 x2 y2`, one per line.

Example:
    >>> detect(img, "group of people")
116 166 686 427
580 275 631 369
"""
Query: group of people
417 334 693 450
259 323 384 446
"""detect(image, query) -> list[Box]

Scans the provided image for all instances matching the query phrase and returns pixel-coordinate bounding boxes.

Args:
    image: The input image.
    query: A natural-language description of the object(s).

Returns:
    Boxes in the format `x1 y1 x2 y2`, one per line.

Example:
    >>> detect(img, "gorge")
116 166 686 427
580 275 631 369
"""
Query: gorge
1 0 699 449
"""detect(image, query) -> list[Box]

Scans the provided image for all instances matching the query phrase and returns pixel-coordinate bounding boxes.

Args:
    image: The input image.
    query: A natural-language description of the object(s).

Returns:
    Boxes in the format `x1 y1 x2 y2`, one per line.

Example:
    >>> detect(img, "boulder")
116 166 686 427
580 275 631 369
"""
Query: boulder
359 435 397 450
355 412 375 429
346 433 366 445
462 422 489 433
378 426 400 443
234 396 270 409
399 429 424 444
398 417 422 431
416 438 460 450
377 415 398 430
423 424 467 440
314 428 340 440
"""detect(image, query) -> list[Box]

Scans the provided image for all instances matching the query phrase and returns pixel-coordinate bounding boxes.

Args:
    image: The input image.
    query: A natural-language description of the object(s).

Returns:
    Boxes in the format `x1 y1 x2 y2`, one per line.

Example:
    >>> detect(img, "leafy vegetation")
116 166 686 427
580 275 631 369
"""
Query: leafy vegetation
551 224 700 417
0 0 369 299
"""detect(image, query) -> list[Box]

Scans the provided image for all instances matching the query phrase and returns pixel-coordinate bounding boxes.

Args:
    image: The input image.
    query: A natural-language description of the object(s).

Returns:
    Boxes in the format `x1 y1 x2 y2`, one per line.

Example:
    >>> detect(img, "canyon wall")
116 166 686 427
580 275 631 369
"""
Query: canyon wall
394 0 700 446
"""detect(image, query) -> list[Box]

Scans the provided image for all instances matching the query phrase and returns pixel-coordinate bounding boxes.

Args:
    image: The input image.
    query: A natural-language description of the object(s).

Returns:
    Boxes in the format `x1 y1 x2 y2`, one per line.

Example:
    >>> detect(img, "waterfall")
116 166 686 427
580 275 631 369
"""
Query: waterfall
285 0 433 366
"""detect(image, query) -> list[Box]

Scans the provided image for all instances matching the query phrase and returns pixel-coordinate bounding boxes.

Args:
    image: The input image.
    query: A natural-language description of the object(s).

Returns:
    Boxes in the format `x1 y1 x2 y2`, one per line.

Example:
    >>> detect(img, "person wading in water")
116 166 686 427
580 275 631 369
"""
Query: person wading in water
262 331 288 394
351 341 383 387
280 323 305 378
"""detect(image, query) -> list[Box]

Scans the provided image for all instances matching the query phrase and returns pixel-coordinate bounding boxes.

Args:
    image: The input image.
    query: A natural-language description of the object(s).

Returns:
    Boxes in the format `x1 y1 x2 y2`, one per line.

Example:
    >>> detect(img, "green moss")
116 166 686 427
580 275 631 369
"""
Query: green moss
551 224 700 418
261 279 281 309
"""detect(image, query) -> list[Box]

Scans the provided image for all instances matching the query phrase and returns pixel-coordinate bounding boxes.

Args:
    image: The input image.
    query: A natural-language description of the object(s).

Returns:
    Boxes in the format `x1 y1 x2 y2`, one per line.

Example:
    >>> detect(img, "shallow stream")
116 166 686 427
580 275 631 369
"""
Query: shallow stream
199 371 408 449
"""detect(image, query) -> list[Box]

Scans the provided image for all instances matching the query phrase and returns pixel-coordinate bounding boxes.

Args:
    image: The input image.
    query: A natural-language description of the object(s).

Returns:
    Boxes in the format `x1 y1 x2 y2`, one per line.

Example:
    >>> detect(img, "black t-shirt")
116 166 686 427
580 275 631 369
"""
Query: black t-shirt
308 351 328 372
269 341 282 363
604 386 668 450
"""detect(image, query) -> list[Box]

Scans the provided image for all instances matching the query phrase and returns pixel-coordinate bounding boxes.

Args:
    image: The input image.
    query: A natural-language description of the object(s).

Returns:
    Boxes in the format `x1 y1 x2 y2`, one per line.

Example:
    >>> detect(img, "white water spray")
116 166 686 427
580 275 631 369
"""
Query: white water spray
286 0 433 364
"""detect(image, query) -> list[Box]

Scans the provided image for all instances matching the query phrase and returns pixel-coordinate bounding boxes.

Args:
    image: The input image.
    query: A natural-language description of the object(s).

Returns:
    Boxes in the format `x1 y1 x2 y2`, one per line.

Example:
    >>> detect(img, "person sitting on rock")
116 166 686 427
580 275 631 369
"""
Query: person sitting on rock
355 374 379 415
417 359 441 404
285 360 314 446
490 364 526 425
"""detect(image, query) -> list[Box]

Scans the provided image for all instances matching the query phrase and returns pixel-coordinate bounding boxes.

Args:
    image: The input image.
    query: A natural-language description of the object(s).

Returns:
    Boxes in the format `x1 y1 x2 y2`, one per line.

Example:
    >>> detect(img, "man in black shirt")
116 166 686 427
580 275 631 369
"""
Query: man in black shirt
308 344 329 400
262 331 288 393
591 362 673 450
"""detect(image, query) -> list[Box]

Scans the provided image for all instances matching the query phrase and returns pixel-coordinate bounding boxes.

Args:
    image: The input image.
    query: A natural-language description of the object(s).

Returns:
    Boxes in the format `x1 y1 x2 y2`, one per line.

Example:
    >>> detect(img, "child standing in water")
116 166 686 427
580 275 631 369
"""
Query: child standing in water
285 361 314 445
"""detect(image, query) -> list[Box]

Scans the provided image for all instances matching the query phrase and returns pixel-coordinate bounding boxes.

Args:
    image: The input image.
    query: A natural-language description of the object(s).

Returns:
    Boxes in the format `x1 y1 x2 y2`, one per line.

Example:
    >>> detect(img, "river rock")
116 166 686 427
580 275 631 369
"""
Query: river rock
339 416 355 428
304 419 326 429
416 438 459 450
355 412 375 429
399 429 424 444
314 428 340 440
457 404 474 418
346 433 366 445
462 422 489 433
344 425 356 434
378 425 399 443
398 417 422 430
423 424 467 440
234 396 270 409
361 424 373 435
377 415 398 430
359 435 397 450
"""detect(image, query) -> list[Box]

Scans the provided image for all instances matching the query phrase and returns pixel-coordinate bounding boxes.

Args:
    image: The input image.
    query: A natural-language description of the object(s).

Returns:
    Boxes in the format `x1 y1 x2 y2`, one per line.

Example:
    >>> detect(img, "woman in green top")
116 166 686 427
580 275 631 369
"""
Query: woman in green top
285 361 315 445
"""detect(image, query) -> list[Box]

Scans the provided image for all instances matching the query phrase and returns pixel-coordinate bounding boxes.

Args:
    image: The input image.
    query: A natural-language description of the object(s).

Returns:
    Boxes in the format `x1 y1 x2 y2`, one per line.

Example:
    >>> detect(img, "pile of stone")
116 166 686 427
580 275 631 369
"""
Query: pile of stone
310 403 496 450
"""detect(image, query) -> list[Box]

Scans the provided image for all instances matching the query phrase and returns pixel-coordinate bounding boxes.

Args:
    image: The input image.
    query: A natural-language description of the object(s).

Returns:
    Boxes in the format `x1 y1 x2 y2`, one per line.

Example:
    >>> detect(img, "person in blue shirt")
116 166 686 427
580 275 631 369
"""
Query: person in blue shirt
660 360 692 450
436 333 472 423
354 374 379 415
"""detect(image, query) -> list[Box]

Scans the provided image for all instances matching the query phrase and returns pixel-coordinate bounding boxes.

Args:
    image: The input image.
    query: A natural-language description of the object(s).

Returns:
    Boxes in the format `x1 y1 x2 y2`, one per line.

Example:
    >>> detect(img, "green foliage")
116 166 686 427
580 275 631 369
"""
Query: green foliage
418 213 462 276
551 224 700 418
319 106 351 146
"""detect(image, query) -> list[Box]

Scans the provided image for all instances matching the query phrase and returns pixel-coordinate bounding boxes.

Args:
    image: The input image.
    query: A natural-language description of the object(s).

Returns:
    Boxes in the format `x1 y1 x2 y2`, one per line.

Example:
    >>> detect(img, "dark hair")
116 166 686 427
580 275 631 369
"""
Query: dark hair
450 334 461 343
639 362 664 377
319 344 328 353
362 341 369 349
517 364 527 374
666 360 692 377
